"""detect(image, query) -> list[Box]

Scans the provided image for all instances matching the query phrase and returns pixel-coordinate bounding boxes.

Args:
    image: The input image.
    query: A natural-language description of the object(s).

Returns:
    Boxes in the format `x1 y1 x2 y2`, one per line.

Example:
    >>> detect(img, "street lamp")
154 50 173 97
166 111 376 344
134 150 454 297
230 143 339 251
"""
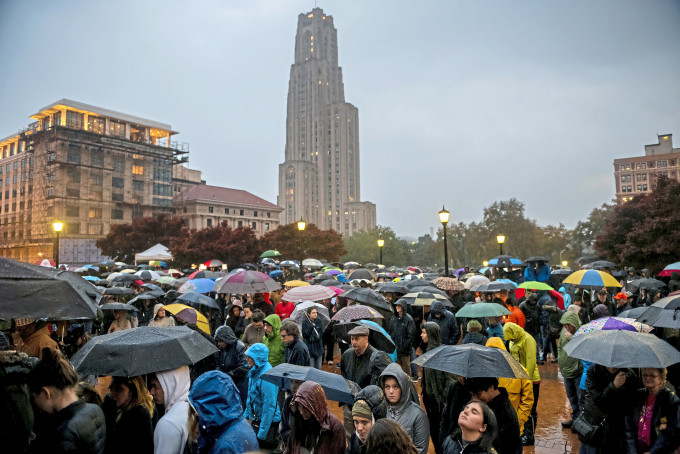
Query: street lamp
496 235 505 255
483 261 489 267
297 218 306 279
438 206 450 277
377 237 385 265
562 260 568 267
52 221 64 269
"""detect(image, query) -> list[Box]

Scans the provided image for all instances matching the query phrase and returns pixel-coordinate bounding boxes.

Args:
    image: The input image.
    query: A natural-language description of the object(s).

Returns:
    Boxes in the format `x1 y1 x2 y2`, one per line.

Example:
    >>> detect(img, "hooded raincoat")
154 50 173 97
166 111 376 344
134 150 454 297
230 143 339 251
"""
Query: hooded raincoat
225 304 246 339
188 370 258 454
557 312 581 379
422 322 454 453
288 381 346 454
148 304 175 327
379 363 431 454
214 326 248 409
427 301 460 345
346 385 387 454
502 323 540 383
244 343 281 441
387 299 416 356
153 366 190 454
262 314 284 367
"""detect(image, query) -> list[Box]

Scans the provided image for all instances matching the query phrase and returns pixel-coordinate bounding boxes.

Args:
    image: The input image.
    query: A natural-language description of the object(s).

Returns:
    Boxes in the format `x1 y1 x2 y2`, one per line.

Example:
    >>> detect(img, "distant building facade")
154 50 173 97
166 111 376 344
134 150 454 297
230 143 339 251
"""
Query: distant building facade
174 184 283 237
613 133 680 203
277 8 376 236
0 99 189 265
173 164 204 195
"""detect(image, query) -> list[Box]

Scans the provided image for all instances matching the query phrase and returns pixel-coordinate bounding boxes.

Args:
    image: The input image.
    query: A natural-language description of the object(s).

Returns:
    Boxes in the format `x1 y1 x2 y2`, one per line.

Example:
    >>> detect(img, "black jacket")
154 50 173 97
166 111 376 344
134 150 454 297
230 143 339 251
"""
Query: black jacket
346 433 366 454
103 398 154 454
214 326 249 409
302 317 324 358
442 434 495 454
40 399 106 454
284 337 311 366
519 300 540 335
387 300 417 356
487 388 520 454
341 345 391 389
461 332 488 346
440 380 471 440
0 351 35 454
225 304 246 338
428 301 460 345
624 387 680 454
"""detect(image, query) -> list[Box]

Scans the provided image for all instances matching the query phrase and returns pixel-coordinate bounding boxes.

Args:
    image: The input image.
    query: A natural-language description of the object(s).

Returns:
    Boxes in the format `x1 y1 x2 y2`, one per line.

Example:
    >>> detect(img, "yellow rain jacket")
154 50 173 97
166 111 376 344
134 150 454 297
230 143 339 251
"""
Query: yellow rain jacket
502 322 541 383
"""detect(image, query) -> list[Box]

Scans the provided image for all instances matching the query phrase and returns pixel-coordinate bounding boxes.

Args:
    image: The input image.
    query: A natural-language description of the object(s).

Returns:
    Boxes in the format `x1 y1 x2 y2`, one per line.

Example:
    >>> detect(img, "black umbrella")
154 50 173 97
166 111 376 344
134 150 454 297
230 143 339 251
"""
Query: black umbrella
525 256 549 263
550 269 572 276
142 283 162 292
563 330 680 368
618 307 647 319
112 274 137 283
636 295 680 329
577 255 602 265
70 326 218 376
629 278 666 292
412 344 529 379
333 320 396 353
591 260 617 270
129 293 158 304
146 289 166 298
376 282 410 294
0 257 98 320
100 303 137 312
339 288 392 312
405 279 436 289
95 279 111 287
261 364 360 404
176 292 220 310
103 287 135 296
319 279 342 287
477 281 516 292
349 269 377 281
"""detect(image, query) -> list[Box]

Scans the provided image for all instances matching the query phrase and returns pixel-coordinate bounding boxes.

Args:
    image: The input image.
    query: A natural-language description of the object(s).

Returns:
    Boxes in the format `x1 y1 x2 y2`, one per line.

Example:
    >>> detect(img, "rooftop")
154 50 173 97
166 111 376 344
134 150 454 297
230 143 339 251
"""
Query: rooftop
174 184 282 210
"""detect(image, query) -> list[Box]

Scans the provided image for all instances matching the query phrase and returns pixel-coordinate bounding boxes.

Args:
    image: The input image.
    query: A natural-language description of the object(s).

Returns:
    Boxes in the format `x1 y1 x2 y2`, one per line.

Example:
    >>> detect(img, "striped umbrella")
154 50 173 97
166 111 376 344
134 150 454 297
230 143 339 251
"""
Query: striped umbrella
282 285 336 303
562 270 622 289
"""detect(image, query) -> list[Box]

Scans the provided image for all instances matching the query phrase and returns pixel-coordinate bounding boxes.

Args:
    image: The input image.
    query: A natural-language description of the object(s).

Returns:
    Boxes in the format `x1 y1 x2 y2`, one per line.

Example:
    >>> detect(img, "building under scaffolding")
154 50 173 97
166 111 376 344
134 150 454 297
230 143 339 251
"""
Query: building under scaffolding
0 99 189 265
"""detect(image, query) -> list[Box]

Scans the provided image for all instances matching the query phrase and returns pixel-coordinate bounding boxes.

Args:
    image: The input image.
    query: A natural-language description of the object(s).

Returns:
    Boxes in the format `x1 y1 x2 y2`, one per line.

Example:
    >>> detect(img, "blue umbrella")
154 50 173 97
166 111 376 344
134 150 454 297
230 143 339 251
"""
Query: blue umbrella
336 272 348 283
269 270 283 278
496 278 518 287
83 275 99 282
261 363 360 404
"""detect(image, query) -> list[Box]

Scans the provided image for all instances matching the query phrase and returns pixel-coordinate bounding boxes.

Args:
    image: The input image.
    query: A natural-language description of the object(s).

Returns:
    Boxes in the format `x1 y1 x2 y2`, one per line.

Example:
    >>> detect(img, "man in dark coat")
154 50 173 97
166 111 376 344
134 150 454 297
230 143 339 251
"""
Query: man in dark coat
519 293 541 361
386 298 416 376
613 292 633 316
281 320 311 367
468 377 521 454
427 301 460 345
669 272 680 293
252 293 275 317
214 326 249 409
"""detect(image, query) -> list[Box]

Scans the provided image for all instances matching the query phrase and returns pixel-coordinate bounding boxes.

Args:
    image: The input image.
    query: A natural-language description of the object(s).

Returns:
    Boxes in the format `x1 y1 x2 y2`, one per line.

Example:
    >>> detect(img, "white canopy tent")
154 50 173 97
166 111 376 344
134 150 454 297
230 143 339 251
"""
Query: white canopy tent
134 243 173 265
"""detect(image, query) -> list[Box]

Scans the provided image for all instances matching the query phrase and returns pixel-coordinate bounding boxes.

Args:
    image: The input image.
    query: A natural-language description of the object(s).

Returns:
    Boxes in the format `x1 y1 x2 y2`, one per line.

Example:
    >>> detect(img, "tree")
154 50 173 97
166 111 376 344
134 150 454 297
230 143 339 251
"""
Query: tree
341 226 408 266
96 214 185 263
595 176 680 273
170 222 262 268
260 223 346 262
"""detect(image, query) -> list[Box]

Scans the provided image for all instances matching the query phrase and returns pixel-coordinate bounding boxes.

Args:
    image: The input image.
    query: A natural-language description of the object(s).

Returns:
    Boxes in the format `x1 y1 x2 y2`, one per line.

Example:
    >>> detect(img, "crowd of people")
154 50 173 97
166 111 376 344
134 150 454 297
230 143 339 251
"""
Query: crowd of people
1 258 680 454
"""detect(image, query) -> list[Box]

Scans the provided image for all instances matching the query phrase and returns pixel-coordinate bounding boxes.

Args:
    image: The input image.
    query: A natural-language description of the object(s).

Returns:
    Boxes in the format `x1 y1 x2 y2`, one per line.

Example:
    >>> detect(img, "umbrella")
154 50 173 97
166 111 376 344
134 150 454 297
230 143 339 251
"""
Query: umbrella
518 281 554 291
135 270 161 281
35 258 56 267
574 316 653 337
327 286 345 296
178 278 215 294
142 283 162 292
83 275 99 282
100 303 137 312
290 302 330 333
495 279 518 287
213 270 281 294
282 285 336 303
325 269 342 276
432 277 464 292
163 303 211 334
279 260 299 268
128 293 158 305
344 262 361 270
261 364 360 404
488 256 522 268
349 269 377 281
331 305 383 322
659 262 680 277
334 320 396 353
590 260 617 270
302 259 324 268
339 288 393 312
412 344 529 379
376 282 410 294
636 295 680 329
350 279 372 287
203 259 224 268
176 292 221 310
562 270 622 289
551 269 573 276
318 279 342 287
70 326 218 376
401 292 452 307
464 275 490 290
148 260 167 267
455 302 510 318
259 250 282 258
110 274 137 283
476 282 517 292
284 280 311 288
617 307 647 319
119 269 137 274
188 270 225 280
103 287 135 296
269 270 283 278
629 278 666 291
405 279 437 289
564 330 680 368
525 256 550 263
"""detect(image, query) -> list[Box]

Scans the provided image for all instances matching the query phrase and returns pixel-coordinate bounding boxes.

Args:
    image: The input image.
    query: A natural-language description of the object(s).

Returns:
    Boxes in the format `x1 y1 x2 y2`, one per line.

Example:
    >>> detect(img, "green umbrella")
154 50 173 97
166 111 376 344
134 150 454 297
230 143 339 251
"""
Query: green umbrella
518 281 553 291
455 302 511 318
260 250 282 258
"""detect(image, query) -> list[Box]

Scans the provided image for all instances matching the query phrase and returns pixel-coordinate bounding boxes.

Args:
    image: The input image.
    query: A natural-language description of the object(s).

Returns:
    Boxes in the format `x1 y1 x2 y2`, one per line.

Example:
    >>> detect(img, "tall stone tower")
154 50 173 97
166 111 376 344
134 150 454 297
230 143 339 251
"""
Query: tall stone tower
278 8 376 236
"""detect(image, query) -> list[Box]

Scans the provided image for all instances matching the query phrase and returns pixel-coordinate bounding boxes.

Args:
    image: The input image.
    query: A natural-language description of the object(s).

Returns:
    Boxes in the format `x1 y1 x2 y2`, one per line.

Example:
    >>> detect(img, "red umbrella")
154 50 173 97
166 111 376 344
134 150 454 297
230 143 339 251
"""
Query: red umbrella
203 259 224 268
514 288 565 310
328 286 345 296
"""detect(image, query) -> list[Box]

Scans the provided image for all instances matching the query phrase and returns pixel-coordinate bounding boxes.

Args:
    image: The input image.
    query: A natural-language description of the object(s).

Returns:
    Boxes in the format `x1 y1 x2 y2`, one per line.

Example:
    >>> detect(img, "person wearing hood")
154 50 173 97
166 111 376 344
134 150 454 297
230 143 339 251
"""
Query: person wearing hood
148 304 175 327
188 370 258 454
214 326 248 409
427 301 460 346
288 381 346 454
559 287 572 309
557 311 582 431
14 318 58 359
243 343 281 449
387 298 417 376
225 303 246 339
302 307 325 369
148 366 190 454
503 322 540 447
421 322 454 454
467 377 520 454
669 272 680 293
518 293 541 361
262 314 285 367
347 385 388 454
379 363 431 454
485 337 533 437
504 298 525 329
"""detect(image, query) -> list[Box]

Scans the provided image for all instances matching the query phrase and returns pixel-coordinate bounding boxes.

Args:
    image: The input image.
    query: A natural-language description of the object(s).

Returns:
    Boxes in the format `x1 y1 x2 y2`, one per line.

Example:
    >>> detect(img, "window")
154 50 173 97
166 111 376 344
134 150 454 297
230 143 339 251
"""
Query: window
87 116 105 134
66 188 80 197
252 222 256 229
224 208 229 214
87 224 102 235
67 149 81 164
267 212 271 218
207 219 212 227
113 158 125 172
66 222 80 234
66 206 79 217
183 207 187 213
111 209 124 220
90 191 102 200
88 208 102 219
254 211 258 217
112 193 124 202
91 150 104 167
133 180 145 191
620 175 631 183
208 206 214 213
238 220 243 227
112 177 124 188
152 183 171 196
657 160 668 168
66 110 84 129
109 120 125 137
90 173 103 186
635 162 647 170
153 167 172 182
12 175 17 184
265 222 270 231
67 168 80 183
637 184 648 192
132 165 144 175
239 209 244 216
153 198 172 207
636 174 647 182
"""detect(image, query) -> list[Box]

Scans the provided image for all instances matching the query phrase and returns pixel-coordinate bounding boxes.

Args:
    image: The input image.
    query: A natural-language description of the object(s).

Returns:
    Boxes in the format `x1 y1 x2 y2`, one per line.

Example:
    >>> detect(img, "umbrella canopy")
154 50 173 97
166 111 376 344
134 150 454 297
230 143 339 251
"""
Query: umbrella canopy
476 282 518 292
562 270 622 289
261 364 359 404
332 305 383 322
128 293 159 306
405 279 435 289
327 286 345 296
260 250 282 258
518 281 554 291
401 292 452 307
564 330 680 368
432 277 464 292
318 279 341 287
176 292 220 310
279 260 299 268
525 256 549 263
590 260 617 270
100 303 137 312
636 295 680 329
135 270 161 281
142 283 162 292
282 285 336 303
269 270 283 278
344 261 361 270
163 303 211 334
412 344 529 379
455 302 511 318
463 275 490 290
290 302 330 333
103 287 135 296
488 256 523 268
339 288 393 312
35 258 56 267
574 316 653 337
148 260 167 267
178 278 215 294
325 269 342 276
284 280 311 288
83 275 99 282
617 307 647 319
111 274 137 283
659 261 680 277
70 326 218 376
551 269 573 276
188 270 225 280
212 270 281 294
629 278 666 291
376 282 410 294
202 259 224 268
302 259 324 268
349 268 377 281
334 320 396 353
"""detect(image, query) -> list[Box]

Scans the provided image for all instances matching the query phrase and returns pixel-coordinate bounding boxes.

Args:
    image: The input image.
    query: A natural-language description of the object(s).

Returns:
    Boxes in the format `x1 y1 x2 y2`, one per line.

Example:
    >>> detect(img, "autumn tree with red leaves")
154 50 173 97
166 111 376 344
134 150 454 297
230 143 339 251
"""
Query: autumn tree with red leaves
260 223 346 262
170 222 262 268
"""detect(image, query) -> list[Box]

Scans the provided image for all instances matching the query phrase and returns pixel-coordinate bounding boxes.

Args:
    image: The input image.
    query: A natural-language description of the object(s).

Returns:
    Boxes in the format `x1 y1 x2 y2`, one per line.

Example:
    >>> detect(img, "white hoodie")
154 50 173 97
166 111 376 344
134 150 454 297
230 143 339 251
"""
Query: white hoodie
154 366 190 454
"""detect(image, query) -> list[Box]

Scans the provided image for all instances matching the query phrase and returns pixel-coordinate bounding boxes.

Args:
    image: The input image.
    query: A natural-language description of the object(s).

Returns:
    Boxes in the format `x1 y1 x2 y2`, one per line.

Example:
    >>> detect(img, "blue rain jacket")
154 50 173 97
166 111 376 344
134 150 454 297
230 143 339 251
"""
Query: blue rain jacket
243 343 281 440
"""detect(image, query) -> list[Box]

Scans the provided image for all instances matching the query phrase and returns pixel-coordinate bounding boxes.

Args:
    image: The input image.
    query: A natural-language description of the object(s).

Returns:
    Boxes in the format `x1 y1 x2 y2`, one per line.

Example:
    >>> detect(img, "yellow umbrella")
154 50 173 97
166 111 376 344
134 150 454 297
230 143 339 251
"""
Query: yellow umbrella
163 303 210 334
284 280 310 288
563 269 622 289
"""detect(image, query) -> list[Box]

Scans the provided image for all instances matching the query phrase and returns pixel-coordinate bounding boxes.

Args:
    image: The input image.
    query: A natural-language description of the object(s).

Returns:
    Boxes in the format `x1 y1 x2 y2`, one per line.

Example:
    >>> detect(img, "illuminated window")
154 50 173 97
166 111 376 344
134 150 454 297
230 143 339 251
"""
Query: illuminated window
132 165 144 175
88 208 102 219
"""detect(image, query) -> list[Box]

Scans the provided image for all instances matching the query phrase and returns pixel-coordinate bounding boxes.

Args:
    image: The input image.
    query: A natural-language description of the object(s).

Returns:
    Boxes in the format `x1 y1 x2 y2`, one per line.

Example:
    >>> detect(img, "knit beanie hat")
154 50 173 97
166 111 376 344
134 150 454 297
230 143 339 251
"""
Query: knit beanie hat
593 304 609 319
352 400 373 420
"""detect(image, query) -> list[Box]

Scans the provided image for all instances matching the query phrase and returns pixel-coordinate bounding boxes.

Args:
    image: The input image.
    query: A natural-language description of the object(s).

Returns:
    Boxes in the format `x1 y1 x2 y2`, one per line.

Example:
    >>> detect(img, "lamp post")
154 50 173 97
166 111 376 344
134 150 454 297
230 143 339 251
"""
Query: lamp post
52 221 64 269
496 235 505 255
297 218 306 279
562 260 568 267
438 206 450 277
377 237 384 265
483 261 489 267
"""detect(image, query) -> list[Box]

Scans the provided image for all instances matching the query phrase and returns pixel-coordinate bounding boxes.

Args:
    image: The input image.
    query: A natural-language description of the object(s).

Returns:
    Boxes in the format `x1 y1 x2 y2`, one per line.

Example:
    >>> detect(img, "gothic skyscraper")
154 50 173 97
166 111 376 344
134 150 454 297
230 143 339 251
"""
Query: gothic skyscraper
278 8 376 235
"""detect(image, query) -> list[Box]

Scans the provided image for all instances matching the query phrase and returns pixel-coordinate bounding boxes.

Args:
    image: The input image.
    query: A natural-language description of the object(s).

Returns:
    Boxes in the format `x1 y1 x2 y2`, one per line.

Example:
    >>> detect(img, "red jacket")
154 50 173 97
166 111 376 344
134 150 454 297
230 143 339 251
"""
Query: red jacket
275 301 295 320
506 305 526 328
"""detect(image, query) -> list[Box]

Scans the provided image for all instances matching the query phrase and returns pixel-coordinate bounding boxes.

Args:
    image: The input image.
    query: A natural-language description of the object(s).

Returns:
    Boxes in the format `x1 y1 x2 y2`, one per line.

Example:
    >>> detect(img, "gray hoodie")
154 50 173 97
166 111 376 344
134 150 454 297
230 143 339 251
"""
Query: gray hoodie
154 366 190 454
379 363 430 454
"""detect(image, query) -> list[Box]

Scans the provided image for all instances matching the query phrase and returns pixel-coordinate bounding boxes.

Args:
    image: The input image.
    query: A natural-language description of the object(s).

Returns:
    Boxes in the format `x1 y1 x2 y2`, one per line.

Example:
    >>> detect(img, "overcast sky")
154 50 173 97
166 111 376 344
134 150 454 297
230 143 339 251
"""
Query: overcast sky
1 0 679 238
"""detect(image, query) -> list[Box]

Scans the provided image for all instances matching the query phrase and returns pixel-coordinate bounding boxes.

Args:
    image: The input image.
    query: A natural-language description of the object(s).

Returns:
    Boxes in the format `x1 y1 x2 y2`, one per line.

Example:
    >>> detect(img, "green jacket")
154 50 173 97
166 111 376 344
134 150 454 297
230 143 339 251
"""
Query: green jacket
263 314 284 367
557 311 582 379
